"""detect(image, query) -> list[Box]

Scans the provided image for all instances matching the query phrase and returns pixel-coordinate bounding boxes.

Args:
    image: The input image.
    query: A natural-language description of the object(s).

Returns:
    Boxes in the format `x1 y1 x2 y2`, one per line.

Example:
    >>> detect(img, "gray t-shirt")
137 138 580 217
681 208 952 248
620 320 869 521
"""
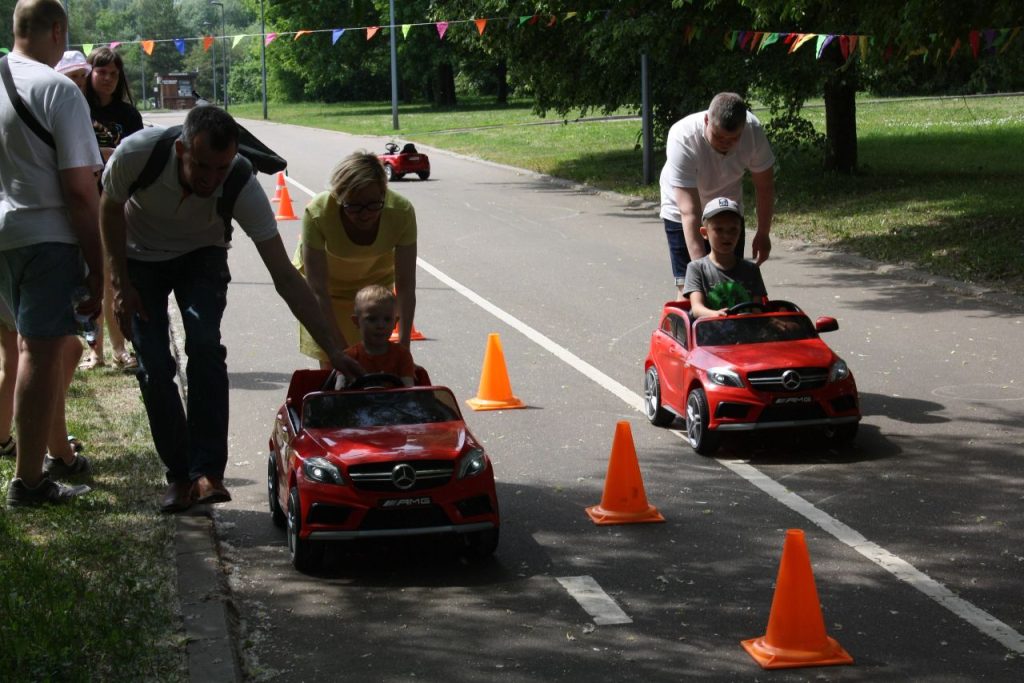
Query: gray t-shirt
683 256 767 308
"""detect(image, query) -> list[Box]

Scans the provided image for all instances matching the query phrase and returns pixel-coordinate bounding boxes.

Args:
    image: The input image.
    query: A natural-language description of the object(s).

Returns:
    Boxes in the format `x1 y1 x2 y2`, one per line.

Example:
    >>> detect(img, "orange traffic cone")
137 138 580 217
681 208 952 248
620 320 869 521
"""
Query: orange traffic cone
271 172 286 203
466 333 525 411
275 184 298 221
741 529 853 669
390 322 426 342
585 421 665 525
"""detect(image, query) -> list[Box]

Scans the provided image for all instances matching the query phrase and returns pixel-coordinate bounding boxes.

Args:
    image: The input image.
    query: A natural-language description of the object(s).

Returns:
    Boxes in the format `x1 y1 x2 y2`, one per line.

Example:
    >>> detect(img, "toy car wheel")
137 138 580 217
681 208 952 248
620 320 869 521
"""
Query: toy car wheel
267 452 286 528
464 527 499 559
826 422 859 444
643 366 675 427
287 486 324 573
685 388 720 455
417 171 430 180
383 163 395 181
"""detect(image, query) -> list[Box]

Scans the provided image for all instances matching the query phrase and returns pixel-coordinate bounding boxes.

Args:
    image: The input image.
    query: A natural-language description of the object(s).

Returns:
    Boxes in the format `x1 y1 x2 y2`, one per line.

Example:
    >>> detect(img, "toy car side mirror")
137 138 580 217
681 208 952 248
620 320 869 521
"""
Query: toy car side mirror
815 316 839 333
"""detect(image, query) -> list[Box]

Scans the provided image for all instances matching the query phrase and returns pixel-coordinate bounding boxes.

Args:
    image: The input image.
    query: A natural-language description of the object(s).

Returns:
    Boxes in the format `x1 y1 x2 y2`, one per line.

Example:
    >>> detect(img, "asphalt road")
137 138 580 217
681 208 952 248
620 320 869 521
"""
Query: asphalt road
146 112 1023 682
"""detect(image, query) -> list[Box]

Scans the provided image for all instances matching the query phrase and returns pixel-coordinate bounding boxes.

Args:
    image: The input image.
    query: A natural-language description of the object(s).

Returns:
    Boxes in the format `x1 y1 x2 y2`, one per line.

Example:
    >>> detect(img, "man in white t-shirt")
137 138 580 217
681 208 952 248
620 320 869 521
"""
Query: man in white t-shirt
659 92 775 299
1 0 103 507
101 105 362 513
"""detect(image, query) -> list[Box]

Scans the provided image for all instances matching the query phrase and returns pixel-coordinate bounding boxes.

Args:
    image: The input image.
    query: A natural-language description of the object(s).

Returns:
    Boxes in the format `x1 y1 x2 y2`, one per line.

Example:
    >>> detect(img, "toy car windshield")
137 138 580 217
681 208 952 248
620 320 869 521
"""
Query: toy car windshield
302 389 461 429
695 314 817 347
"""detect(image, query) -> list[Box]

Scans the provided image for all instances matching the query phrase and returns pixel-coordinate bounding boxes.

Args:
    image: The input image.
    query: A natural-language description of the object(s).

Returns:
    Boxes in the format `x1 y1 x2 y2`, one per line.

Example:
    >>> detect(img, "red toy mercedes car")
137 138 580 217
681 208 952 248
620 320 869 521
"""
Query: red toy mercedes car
379 142 430 181
267 370 499 572
643 299 860 455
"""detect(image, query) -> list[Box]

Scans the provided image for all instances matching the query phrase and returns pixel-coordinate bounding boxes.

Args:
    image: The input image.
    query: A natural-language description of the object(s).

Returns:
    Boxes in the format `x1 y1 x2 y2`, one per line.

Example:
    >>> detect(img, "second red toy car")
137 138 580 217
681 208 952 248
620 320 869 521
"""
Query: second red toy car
643 299 861 455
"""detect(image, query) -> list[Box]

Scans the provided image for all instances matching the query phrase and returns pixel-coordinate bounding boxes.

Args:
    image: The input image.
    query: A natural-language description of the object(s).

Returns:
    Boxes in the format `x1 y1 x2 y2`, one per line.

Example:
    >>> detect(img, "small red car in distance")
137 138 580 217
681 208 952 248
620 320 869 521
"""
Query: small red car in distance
268 370 499 572
379 142 430 181
643 299 860 455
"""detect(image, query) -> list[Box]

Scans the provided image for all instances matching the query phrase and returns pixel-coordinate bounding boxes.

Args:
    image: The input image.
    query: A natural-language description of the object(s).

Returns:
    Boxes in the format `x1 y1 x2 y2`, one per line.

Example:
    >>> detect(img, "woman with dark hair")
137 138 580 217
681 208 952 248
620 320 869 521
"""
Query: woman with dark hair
81 46 143 370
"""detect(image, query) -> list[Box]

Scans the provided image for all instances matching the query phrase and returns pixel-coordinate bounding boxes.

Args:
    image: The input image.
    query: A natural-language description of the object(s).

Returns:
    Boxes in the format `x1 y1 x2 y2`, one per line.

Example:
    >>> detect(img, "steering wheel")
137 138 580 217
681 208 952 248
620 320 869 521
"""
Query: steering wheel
347 373 405 390
384 142 399 154
765 299 801 313
320 370 342 391
726 301 765 316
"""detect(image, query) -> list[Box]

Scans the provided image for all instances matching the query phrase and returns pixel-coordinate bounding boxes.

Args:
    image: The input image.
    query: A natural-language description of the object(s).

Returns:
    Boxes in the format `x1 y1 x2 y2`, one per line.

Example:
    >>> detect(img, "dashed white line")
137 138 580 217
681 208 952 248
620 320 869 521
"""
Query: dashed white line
556 576 632 626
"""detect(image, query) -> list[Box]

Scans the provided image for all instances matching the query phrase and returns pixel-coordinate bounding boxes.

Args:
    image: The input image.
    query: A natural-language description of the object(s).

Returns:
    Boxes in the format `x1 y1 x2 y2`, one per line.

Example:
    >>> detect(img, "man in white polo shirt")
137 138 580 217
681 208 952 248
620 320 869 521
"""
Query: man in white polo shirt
101 105 361 513
659 92 776 300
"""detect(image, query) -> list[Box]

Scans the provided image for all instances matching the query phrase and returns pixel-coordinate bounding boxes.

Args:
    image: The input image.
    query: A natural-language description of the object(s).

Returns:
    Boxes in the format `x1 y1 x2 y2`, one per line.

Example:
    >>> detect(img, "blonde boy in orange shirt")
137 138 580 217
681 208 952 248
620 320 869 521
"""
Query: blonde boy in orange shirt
345 285 415 386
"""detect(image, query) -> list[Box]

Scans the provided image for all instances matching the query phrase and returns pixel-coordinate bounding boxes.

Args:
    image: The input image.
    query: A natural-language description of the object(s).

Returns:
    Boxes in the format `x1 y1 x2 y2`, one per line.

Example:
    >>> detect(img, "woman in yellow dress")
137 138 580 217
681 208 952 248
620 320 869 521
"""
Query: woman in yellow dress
295 151 417 366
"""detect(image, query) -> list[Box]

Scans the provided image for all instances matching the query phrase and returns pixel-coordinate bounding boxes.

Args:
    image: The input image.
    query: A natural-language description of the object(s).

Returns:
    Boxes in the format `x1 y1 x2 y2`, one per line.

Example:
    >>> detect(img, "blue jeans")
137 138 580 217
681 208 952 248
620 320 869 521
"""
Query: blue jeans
128 247 231 483
663 218 745 286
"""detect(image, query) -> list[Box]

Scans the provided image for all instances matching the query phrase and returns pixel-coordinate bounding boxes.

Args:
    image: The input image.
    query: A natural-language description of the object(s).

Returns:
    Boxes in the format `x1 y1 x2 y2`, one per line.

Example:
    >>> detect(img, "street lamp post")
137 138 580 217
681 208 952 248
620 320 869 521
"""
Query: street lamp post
210 1 227 110
259 0 267 119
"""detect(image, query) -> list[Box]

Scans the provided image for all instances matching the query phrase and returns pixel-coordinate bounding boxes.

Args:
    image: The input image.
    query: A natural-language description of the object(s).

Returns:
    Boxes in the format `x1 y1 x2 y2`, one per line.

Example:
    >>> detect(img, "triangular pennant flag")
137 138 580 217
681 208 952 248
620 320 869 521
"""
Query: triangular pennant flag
174 38 185 55
816 34 834 59
82 43 94 55
792 33 816 53
969 30 980 58
859 35 869 61
1000 27 1021 53
475 18 487 36
684 25 697 45
529 15 540 26
436 22 448 40
294 30 311 40
401 24 411 39
759 32 779 51
992 28 1009 49
749 32 764 52
332 28 345 45
0 48 9 55
983 28 997 50
547 15 557 28
265 33 277 46
907 47 927 59
366 26 380 41
848 35 858 57
232 35 244 48
725 31 737 50
839 35 850 59
738 31 750 50
109 41 120 50
203 35 214 52
948 37 962 62
564 12 577 21
519 15 531 26
141 40 154 55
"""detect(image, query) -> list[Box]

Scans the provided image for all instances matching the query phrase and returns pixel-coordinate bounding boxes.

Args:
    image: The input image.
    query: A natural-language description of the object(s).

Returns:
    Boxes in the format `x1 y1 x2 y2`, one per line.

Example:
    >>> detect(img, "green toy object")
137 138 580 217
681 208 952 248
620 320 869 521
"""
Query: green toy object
706 281 751 310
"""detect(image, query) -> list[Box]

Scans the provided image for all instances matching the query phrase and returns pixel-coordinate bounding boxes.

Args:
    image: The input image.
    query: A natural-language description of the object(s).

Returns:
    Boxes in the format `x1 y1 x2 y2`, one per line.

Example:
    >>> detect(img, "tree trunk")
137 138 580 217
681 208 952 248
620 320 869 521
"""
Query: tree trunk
495 60 509 105
823 52 858 173
435 62 457 106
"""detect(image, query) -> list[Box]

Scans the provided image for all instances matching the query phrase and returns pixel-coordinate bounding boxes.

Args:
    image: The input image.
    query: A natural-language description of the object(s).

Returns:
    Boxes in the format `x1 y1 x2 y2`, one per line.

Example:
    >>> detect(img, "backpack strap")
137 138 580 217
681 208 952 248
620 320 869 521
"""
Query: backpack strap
217 155 253 244
126 125 181 198
0 55 56 149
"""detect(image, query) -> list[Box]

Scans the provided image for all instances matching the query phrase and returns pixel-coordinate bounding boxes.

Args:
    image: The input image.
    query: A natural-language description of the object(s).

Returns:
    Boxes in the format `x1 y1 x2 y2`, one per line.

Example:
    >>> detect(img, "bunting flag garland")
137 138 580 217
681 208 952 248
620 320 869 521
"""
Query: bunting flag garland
0 48 8 54
41 12 1022 69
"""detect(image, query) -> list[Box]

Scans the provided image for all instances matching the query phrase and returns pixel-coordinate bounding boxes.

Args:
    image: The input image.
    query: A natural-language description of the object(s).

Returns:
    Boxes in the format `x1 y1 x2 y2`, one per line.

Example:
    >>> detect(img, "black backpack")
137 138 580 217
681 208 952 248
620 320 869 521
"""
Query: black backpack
127 124 287 243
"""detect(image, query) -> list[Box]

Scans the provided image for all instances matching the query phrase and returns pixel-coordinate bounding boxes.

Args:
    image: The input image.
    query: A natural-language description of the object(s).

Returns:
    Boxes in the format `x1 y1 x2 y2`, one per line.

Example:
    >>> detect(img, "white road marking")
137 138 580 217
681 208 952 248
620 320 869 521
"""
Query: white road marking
416 257 1024 654
287 179 1024 653
556 576 632 626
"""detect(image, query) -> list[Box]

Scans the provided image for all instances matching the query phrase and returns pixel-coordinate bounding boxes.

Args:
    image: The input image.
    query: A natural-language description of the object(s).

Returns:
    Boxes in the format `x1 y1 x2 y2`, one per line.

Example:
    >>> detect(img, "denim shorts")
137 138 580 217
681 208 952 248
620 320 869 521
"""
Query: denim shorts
0 242 84 338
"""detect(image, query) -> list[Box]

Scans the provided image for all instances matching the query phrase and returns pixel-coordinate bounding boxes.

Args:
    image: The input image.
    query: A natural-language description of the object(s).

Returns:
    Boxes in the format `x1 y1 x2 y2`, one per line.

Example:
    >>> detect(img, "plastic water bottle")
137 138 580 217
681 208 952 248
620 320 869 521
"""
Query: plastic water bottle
72 287 98 348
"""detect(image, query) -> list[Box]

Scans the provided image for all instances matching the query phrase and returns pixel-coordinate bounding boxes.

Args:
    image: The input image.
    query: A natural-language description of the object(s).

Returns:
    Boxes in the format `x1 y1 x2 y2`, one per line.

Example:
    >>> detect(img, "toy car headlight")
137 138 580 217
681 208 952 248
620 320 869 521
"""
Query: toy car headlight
829 359 851 383
706 367 744 388
458 448 488 479
303 457 344 485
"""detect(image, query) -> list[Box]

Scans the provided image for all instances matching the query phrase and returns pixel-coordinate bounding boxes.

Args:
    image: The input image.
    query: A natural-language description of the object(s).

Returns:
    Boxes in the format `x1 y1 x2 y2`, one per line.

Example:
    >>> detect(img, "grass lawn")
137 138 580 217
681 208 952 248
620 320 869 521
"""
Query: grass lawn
232 94 1024 294
0 354 186 682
